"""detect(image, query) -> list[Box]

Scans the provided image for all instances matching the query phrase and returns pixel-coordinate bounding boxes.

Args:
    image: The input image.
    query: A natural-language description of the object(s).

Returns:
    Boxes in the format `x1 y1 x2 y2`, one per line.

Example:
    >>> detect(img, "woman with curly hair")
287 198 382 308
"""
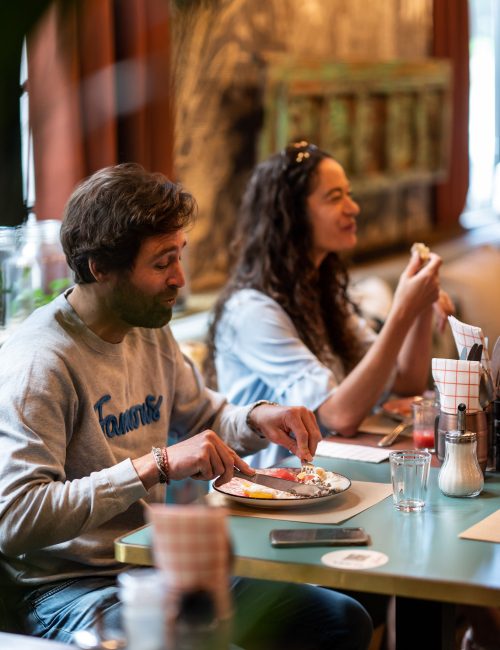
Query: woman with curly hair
205 142 453 468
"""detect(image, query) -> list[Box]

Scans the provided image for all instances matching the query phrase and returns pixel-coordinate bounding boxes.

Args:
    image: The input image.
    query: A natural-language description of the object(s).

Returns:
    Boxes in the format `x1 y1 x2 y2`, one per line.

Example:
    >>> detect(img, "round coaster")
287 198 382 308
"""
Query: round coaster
321 549 389 570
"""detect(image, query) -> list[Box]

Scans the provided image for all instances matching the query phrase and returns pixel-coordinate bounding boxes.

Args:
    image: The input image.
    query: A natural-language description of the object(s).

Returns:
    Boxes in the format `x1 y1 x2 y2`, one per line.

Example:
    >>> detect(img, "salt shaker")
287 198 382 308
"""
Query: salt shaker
438 403 484 498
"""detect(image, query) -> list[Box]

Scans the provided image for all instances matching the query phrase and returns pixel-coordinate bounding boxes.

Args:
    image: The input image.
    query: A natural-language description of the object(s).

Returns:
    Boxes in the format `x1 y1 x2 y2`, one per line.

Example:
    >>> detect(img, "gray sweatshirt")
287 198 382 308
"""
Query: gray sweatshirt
0 291 267 585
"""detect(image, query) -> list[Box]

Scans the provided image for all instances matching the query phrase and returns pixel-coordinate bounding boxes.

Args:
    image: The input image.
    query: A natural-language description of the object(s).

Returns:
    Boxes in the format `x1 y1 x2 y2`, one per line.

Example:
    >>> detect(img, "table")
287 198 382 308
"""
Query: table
115 455 500 649
0 632 72 649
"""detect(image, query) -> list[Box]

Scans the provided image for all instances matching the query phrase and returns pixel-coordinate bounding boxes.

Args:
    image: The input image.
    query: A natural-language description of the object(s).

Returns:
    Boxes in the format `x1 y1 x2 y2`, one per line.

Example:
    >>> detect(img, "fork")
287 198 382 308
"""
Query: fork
301 460 315 473
377 420 412 447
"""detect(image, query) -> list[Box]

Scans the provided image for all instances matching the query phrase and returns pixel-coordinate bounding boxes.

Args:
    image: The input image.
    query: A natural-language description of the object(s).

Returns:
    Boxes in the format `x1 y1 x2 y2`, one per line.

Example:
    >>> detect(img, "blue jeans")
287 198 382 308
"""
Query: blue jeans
18 575 373 649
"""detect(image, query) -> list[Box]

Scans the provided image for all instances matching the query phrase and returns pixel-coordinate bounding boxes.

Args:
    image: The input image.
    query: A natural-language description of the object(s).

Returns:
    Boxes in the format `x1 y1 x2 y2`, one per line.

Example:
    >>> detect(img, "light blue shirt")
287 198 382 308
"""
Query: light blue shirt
214 289 379 468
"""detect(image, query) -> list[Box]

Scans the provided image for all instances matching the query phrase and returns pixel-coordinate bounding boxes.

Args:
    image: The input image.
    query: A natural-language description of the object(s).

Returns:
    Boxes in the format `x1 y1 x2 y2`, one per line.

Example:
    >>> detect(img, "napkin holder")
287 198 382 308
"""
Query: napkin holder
494 399 500 471
436 409 489 473
432 356 494 472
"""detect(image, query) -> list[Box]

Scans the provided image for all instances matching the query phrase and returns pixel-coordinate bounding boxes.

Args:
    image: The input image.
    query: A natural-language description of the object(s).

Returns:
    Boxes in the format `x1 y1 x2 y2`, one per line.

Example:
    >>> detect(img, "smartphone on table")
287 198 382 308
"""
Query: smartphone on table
269 527 370 548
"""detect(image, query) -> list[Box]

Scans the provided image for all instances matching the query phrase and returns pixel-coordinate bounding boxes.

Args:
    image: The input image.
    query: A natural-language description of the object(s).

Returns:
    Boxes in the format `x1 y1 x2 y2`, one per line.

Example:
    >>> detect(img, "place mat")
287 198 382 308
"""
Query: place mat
316 440 391 463
206 480 392 524
459 509 500 543
357 414 413 437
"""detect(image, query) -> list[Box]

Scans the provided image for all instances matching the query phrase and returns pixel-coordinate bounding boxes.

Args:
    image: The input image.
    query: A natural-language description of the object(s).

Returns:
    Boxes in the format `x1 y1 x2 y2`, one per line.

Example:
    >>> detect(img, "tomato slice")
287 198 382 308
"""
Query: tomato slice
267 468 297 482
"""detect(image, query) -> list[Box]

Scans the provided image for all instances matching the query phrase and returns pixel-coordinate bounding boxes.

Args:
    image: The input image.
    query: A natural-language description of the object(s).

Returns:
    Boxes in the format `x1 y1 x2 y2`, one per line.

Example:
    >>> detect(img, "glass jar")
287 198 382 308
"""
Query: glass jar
438 430 484 497
0 227 16 329
118 569 169 650
6 215 71 325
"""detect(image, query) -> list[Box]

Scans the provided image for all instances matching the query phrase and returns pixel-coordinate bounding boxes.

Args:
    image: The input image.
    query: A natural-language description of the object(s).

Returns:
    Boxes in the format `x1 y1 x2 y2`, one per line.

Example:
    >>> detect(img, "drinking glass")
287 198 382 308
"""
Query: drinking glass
390 450 431 512
412 398 438 450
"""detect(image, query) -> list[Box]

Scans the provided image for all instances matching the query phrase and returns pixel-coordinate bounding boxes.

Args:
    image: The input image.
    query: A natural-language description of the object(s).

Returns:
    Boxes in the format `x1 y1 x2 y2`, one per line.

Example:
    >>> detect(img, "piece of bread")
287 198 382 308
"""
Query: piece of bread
411 242 430 262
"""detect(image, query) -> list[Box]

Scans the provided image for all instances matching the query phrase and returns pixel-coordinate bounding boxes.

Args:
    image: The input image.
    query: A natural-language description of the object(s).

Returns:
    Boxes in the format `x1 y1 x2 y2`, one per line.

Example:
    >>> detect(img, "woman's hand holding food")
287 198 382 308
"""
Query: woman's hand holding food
391 250 442 322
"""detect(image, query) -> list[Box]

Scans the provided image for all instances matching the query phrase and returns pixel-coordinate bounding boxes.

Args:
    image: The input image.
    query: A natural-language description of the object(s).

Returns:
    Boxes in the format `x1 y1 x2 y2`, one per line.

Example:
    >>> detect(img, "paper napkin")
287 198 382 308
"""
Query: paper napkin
448 315 491 372
316 440 390 463
432 357 481 414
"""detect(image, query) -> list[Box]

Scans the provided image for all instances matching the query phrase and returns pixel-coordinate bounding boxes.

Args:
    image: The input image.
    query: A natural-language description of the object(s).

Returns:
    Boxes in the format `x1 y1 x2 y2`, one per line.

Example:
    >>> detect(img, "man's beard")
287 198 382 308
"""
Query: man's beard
110 277 176 329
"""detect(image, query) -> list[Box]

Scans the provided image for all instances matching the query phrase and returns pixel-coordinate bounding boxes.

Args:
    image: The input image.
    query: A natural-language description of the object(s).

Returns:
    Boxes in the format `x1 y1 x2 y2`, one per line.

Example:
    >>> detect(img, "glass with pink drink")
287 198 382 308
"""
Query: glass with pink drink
412 398 439 451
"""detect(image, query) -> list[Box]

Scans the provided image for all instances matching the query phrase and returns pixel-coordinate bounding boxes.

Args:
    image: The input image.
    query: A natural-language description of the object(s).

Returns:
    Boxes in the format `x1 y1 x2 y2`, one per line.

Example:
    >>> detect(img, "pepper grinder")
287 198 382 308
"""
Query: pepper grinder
438 403 484 498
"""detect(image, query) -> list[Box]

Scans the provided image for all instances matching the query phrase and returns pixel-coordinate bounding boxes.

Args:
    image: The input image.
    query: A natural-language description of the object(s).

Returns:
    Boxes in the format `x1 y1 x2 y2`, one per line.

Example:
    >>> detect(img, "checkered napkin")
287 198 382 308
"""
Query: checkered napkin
147 503 232 620
432 358 481 414
448 315 491 372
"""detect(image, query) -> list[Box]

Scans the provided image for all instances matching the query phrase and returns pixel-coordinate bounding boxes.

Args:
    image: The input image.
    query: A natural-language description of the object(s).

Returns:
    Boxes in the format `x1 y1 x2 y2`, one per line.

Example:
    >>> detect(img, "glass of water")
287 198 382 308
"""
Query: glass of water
390 450 431 512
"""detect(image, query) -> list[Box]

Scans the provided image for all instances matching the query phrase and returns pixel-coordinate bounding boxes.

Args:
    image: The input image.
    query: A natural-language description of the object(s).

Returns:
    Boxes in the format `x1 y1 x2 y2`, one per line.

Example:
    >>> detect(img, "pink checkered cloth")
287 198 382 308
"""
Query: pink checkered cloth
432 358 481 414
147 504 232 620
448 315 491 372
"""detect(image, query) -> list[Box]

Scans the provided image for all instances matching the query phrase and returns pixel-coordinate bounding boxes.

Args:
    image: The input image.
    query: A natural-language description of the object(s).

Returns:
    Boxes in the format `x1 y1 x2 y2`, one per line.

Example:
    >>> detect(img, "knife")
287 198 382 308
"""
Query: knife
467 343 479 361
232 468 321 497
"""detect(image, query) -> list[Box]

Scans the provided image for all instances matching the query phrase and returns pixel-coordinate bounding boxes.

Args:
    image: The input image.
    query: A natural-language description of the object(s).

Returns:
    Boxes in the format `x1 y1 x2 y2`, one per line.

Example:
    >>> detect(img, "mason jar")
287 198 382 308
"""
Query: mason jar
0 227 16 329
7 215 71 325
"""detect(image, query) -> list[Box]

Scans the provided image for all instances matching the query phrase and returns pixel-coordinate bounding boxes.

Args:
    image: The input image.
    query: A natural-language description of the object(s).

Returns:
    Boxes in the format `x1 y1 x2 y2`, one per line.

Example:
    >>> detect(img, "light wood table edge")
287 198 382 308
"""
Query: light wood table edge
115 525 153 566
114 528 500 608
232 557 500 608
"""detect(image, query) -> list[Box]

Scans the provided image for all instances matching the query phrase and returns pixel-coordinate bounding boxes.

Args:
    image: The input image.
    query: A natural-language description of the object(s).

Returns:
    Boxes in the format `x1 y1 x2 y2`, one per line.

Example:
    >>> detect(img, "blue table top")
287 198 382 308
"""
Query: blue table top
115 457 500 607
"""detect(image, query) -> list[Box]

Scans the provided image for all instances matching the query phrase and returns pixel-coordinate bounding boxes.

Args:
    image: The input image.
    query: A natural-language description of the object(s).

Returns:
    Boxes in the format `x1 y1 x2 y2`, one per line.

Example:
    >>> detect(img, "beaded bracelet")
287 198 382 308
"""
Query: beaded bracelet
161 446 170 484
151 446 170 485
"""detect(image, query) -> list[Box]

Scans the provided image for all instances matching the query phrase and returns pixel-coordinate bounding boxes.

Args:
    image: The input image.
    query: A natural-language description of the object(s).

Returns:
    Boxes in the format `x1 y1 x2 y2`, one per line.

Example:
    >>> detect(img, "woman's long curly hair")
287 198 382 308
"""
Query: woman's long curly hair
204 144 363 388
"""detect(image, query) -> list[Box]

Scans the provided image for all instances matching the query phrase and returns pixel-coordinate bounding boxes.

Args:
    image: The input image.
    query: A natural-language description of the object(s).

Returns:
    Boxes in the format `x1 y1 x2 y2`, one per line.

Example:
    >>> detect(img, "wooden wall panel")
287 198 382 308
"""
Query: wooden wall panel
258 58 451 255
171 0 433 291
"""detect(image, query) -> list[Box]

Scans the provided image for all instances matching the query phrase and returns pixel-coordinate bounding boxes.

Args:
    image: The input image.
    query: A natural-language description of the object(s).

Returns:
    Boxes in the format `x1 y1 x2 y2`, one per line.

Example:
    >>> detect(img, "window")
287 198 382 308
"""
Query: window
462 0 500 226
20 38 35 214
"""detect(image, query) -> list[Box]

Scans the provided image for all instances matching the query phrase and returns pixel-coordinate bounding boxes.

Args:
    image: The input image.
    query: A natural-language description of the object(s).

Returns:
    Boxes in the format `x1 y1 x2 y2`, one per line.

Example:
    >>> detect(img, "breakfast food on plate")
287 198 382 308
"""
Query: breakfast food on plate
223 466 346 500
411 242 430 262
382 396 420 419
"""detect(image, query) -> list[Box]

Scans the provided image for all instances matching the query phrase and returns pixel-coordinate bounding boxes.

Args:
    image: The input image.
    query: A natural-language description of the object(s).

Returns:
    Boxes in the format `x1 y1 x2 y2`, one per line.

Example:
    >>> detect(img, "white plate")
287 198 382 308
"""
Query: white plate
213 467 351 510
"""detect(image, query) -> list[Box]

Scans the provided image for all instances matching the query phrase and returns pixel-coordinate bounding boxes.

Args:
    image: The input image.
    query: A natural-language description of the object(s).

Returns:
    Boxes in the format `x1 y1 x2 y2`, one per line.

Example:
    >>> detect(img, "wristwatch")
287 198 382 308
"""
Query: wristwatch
246 400 278 437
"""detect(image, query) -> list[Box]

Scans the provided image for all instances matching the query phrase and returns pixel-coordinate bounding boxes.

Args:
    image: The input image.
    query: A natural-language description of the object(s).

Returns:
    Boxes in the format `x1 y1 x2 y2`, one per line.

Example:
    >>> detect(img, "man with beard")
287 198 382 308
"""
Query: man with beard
0 164 373 650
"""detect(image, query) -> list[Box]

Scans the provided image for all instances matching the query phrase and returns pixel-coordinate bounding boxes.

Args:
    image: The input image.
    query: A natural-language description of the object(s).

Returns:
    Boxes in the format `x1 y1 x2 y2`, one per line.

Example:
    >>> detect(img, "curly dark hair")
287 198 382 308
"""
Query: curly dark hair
204 144 363 388
61 163 196 283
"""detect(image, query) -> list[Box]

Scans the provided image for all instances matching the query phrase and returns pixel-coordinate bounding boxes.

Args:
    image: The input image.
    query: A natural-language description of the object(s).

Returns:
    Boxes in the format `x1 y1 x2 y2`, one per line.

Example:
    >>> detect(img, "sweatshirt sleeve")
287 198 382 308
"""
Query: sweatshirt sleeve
0 352 148 557
167 333 269 455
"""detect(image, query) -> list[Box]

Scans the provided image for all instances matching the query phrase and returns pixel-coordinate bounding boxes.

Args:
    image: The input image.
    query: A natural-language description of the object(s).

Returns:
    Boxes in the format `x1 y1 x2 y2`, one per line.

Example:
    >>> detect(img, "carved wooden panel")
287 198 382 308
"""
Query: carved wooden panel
171 0 434 290
259 58 452 254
